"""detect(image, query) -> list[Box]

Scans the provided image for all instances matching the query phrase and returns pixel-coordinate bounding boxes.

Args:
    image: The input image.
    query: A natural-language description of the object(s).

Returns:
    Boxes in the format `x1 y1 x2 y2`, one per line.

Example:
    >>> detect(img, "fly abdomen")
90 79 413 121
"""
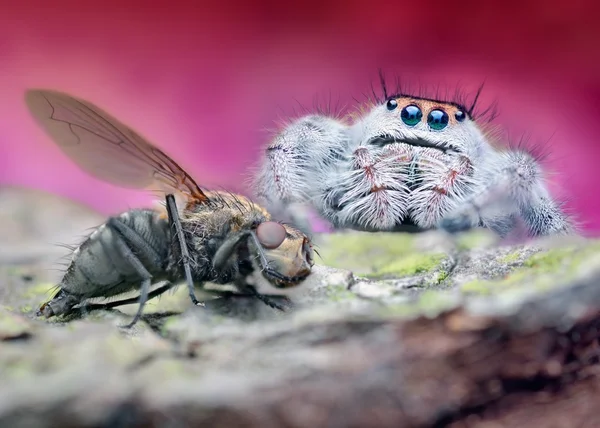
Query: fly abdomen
39 209 170 318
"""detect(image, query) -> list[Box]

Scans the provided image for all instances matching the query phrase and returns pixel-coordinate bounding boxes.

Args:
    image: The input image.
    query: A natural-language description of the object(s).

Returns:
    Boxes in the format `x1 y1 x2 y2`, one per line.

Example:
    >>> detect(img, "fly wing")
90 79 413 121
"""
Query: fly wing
24 89 210 204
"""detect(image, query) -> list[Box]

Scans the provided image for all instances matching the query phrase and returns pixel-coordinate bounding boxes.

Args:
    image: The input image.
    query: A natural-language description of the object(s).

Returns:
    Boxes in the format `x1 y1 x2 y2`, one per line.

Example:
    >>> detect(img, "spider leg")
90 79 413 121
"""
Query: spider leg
408 148 474 229
439 150 573 238
328 142 413 231
251 114 350 233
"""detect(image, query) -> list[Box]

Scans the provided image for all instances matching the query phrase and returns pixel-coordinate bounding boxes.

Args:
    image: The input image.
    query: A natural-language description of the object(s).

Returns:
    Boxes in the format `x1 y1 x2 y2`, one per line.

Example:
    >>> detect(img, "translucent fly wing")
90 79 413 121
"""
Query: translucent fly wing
24 89 210 204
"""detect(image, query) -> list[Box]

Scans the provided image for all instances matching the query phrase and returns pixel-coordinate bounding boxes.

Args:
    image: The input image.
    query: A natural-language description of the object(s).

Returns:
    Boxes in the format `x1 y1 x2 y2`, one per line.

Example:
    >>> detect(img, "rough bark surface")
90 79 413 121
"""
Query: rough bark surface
1 186 599 428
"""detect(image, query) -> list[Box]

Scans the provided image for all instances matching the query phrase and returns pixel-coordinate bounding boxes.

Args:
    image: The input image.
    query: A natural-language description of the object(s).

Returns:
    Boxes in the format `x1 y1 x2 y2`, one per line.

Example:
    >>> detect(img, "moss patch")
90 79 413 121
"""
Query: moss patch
318 232 445 279
499 251 521 265
434 270 450 284
379 289 459 319
523 246 579 269
367 253 445 279
21 283 56 300
461 241 600 296
20 305 33 314
158 314 192 338
322 284 357 302
0 306 32 338
455 229 497 251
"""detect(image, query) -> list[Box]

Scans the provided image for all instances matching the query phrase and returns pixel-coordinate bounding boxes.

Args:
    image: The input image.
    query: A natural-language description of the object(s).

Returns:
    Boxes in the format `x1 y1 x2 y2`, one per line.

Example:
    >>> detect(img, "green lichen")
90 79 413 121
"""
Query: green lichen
0 307 31 338
366 253 445 279
318 232 445 278
140 358 188 378
434 270 449 284
523 246 579 269
461 241 600 296
20 305 32 314
0 305 14 313
323 284 356 302
1 359 35 379
159 315 188 338
2 266 22 277
460 271 555 295
379 289 458 319
21 283 56 300
499 251 521 265
104 334 148 366
139 287 192 314
454 229 497 251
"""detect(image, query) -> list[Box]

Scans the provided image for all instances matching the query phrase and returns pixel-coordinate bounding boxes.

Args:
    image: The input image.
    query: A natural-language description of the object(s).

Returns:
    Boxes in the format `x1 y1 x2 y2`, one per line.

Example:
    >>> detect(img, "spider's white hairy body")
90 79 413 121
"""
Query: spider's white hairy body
251 92 573 238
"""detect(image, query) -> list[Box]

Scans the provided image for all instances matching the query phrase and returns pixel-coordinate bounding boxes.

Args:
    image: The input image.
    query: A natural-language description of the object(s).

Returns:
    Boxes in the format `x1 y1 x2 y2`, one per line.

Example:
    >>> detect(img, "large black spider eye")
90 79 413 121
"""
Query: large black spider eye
400 105 422 126
427 109 449 130
455 110 466 122
386 99 398 111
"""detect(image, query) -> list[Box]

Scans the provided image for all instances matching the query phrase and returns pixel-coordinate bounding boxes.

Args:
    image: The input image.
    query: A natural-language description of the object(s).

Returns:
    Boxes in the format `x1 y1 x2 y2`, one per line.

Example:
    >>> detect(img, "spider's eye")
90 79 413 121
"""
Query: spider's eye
386 99 398 111
401 105 422 127
256 221 286 249
455 110 466 122
427 109 449 130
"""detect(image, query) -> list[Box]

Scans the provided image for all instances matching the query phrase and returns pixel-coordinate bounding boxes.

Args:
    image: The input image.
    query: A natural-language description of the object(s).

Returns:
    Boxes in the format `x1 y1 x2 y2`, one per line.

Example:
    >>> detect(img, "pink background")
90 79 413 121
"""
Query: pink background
1 0 599 235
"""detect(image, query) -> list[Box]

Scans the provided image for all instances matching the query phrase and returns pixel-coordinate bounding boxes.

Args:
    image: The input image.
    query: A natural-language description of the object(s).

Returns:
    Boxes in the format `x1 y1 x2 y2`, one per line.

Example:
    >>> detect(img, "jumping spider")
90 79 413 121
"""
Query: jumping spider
251 80 574 239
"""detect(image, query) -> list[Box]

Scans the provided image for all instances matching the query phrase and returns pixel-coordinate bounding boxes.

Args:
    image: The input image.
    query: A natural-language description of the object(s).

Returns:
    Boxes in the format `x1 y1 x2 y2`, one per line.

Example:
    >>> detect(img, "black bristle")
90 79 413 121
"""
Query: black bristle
368 69 499 123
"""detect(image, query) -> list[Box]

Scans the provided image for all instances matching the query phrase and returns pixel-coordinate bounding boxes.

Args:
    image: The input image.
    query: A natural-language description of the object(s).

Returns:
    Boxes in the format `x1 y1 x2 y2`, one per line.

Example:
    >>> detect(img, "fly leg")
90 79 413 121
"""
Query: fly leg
106 217 163 328
252 291 294 311
83 283 174 311
165 194 205 308
236 281 294 312
212 232 295 312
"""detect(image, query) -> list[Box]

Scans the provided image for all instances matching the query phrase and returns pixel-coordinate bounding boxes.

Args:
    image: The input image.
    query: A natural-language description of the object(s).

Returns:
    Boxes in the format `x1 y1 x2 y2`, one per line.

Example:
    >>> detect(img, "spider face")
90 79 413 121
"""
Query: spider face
251 89 574 240
352 96 487 159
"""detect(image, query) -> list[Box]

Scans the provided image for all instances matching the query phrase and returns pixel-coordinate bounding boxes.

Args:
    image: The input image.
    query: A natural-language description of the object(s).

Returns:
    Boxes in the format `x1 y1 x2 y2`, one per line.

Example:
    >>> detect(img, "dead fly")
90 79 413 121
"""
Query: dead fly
25 89 315 328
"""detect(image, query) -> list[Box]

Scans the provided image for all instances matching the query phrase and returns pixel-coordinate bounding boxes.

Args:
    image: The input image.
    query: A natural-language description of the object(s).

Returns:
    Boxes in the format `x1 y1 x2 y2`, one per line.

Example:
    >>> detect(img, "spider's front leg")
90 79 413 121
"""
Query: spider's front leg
408 148 475 229
439 150 574 238
321 142 414 231
251 115 351 234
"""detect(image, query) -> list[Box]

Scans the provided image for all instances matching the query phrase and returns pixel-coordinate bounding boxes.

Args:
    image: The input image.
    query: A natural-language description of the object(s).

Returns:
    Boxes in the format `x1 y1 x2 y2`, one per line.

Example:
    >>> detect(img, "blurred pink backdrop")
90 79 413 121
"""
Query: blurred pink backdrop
1 0 599 235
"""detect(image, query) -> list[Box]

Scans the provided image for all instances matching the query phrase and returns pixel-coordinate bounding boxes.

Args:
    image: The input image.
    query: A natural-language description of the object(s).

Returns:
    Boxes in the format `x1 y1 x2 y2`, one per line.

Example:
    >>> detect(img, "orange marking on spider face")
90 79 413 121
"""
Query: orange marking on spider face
393 96 468 126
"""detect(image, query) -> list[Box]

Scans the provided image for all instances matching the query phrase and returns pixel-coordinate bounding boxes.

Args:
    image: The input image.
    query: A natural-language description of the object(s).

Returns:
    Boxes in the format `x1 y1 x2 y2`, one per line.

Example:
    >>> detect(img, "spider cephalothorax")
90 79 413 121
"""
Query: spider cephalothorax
250 79 574 239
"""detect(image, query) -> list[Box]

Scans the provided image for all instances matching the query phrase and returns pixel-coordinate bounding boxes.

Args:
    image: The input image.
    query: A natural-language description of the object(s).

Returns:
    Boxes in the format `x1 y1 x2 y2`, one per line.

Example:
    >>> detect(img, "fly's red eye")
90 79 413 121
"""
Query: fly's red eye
256 221 286 249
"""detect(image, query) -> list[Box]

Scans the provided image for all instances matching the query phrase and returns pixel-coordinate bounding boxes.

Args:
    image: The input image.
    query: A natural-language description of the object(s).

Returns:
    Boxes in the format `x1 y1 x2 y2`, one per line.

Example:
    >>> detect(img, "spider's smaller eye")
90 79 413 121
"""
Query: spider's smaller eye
427 109 449 130
386 99 398 111
401 105 422 127
455 110 466 122
256 221 286 249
